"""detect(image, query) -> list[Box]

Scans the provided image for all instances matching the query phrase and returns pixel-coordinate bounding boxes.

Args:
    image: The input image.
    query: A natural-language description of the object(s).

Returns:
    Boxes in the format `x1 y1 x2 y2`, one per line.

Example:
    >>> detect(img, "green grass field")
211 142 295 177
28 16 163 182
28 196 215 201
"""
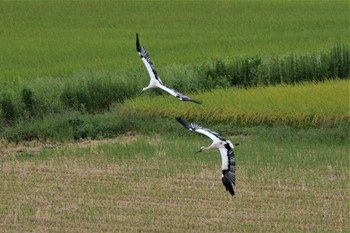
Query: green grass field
0 0 348 80
1 133 348 232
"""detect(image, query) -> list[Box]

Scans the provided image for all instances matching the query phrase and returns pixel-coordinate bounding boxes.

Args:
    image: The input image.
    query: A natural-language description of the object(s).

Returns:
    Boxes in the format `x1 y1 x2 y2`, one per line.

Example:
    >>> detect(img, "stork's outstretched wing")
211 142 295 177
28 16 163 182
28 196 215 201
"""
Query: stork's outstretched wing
220 144 236 196
136 33 163 84
158 85 202 104
176 117 225 141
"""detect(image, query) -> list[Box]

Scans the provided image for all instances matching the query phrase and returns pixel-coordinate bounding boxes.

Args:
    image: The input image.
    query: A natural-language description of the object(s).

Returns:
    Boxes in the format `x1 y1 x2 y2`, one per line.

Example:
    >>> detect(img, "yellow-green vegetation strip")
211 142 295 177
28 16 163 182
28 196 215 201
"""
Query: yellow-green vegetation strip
124 79 349 126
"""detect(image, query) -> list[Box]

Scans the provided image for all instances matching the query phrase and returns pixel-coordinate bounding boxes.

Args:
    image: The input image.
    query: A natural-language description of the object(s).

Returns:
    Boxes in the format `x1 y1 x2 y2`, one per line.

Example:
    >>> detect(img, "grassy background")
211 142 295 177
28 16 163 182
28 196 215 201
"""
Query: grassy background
0 0 348 134
0 0 348 80
0 0 349 232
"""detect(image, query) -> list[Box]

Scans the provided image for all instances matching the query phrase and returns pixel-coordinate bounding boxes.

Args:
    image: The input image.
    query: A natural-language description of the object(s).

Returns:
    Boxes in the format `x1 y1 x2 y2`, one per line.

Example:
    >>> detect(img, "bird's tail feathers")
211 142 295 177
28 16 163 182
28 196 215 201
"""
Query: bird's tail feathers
222 176 235 196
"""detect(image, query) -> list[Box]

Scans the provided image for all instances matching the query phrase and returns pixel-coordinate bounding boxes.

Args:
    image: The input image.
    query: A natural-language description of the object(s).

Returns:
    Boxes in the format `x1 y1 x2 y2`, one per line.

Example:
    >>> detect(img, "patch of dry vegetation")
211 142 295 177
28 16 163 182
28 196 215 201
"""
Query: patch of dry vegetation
0 135 348 232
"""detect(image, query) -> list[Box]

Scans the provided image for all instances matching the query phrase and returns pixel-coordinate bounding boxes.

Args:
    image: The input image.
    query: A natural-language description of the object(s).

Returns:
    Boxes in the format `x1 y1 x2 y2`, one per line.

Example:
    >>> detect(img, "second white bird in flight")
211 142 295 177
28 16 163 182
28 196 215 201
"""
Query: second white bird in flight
176 117 238 196
136 33 202 104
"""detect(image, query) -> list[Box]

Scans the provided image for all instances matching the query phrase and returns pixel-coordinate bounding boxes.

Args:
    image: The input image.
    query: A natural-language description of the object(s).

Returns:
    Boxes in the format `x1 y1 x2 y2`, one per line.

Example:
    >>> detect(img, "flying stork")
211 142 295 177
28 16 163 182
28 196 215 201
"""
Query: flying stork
176 117 238 196
136 33 202 104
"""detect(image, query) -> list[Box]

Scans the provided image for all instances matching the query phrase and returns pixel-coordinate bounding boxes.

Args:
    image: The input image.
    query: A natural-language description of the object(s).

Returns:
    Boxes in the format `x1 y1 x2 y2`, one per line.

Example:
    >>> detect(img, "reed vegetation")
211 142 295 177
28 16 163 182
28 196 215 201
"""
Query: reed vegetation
125 79 350 127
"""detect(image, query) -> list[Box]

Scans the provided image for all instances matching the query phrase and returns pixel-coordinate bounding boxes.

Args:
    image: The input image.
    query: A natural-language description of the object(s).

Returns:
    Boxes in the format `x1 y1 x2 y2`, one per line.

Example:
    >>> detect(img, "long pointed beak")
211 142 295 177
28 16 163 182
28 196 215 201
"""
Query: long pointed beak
139 91 144 96
194 148 203 154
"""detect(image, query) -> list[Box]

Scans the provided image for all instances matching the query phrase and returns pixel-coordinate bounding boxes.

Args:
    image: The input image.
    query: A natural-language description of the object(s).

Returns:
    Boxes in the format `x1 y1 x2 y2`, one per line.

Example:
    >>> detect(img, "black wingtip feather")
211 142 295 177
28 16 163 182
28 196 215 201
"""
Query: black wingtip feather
189 99 202 104
176 117 189 129
177 95 202 104
136 33 141 53
176 117 185 125
222 176 235 196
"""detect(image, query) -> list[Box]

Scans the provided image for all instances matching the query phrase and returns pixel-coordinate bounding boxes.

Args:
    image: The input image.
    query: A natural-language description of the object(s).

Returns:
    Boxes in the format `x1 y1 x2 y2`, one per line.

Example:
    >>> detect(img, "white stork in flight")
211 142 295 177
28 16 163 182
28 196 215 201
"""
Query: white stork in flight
176 117 238 196
136 33 202 104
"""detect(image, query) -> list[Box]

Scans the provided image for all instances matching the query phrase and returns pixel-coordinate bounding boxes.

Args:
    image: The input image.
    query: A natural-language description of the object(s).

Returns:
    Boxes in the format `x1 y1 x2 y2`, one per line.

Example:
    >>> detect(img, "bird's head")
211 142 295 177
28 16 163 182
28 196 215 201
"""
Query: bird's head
194 146 206 154
139 88 146 95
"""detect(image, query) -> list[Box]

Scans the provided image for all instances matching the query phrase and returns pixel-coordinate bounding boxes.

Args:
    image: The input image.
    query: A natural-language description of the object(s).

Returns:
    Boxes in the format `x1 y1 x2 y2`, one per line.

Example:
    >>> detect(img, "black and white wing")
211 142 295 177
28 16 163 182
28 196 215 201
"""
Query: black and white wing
220 143 236 196
176 117 225 142
158 85 202 104
136 33 163 85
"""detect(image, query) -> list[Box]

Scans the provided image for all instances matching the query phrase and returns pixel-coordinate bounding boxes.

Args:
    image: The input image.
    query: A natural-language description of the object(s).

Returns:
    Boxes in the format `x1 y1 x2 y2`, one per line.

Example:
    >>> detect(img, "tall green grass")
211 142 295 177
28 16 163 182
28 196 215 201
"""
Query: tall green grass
192 44 349 89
